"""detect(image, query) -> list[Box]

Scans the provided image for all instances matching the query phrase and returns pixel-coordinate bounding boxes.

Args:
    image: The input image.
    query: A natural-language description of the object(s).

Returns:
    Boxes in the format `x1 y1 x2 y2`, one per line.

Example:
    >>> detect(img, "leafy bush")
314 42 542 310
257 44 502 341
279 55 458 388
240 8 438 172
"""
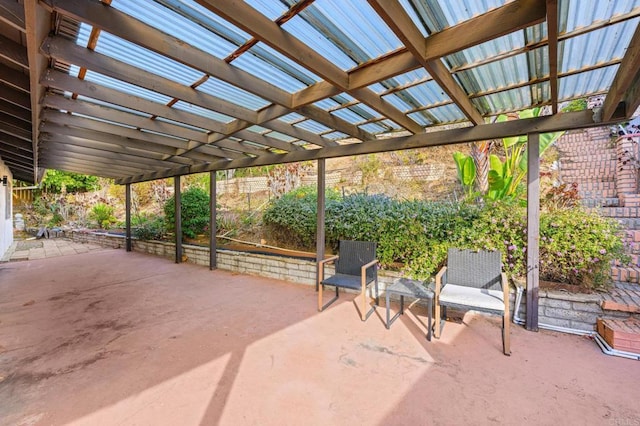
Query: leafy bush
263 186 340 248
133 214 166 241
41 170 100 193
263 190 625 289
164 187 210 239
89 203 117 229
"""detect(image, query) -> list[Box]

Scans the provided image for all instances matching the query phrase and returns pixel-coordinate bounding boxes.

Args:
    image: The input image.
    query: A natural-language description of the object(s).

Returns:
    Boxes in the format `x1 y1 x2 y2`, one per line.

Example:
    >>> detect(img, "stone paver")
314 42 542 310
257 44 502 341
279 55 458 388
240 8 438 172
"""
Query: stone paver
2 238 112 262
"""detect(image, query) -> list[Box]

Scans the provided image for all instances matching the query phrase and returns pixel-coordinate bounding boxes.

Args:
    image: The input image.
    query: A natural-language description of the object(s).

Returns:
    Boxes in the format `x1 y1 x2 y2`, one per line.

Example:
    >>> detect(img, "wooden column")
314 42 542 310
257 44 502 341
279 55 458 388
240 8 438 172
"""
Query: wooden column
125 183 132 252
209 171 217 270
526 132 540 331
175 175 182 264
316 159 326 291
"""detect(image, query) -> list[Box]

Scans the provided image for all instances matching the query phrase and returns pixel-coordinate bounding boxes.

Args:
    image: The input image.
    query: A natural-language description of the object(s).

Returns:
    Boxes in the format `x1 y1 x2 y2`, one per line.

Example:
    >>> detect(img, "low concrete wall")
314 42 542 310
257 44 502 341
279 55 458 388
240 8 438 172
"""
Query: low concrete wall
69 231 605 330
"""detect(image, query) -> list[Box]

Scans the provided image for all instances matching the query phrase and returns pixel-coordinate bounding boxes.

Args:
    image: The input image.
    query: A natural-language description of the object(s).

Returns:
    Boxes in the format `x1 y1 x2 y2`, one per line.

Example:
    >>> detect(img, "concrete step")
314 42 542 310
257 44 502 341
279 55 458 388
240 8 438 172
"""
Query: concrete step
561 175 615 183
576 182 617 191
560 154 617 163
616 218 640 230
580 198 620 208
592 207 640 218
578 189 618 199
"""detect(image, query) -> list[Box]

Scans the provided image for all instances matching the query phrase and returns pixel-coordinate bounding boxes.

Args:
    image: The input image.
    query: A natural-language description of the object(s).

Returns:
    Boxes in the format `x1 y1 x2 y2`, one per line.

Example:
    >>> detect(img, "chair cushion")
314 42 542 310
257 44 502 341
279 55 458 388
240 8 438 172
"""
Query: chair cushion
322 273 372 290
439 284 505 312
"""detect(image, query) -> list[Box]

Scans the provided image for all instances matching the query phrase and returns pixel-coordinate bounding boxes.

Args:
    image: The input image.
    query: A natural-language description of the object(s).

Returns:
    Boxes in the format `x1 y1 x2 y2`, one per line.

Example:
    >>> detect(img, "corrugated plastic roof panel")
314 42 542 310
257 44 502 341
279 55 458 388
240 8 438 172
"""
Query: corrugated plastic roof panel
559 66 619 100
561 0 640 33
197 76 271 111
112 0 239 59
560 19 639 73
92 32 204 86
401 0 512 35
456 53 532 95
172 100 235 123
79 69 174 105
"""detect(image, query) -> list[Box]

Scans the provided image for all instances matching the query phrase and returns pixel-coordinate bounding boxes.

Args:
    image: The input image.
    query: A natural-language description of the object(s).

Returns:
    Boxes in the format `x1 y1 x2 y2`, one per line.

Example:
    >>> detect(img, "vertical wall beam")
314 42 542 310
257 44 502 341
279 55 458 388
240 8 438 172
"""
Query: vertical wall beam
125 183 132 252
526 133 540 331
209 171 217 270
175 175 182 264
316 159 326 291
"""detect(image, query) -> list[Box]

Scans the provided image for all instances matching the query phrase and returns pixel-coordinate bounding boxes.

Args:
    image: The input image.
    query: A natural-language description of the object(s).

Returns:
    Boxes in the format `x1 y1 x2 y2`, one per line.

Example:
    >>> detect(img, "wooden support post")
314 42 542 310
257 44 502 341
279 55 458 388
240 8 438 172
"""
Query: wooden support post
125 183 132 252
526 132 540 331
175 175 182 264
209 171 217 270
316 159 326 292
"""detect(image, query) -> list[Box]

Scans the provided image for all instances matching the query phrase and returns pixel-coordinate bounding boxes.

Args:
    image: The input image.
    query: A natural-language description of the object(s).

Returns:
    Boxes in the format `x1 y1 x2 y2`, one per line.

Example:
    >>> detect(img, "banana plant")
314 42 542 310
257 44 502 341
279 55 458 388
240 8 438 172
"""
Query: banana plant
487 107 565 200
453 151 477 196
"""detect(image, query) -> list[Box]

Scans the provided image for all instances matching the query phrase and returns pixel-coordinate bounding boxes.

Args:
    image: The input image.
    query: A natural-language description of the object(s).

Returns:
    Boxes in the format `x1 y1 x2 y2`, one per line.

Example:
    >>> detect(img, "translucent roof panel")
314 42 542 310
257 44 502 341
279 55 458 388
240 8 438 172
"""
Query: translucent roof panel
456 53 533 96
385 80 452 111
79 69 173 105
197 77 271 111
112 0 240 59
294 119 332 134
359 122 390 134
446 31 527 70
559 19 639 73
232 50 311 92
245 0 293 20
295 0 403 64
400 0 511 36
91 31 203 86
279 113 306 124
559 66 619 101
375 69 432 95
409 104 466 125
323 131 349 141
172 101 235 123
471 86 532 115
243 44 322 87
560 0 640 33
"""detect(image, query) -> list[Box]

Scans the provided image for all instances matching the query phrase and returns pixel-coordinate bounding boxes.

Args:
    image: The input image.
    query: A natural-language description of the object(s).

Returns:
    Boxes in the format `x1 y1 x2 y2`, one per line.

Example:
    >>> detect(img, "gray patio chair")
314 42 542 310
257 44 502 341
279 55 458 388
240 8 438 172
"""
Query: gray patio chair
434 248 511 356
317 240 379 321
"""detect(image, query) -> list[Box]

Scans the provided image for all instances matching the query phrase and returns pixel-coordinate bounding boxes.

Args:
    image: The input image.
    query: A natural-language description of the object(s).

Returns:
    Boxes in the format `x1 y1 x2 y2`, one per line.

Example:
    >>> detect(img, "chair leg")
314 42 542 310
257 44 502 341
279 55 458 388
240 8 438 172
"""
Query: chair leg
502 314 511 356
434 302 441 338
361 284 367 321
318 283 323 311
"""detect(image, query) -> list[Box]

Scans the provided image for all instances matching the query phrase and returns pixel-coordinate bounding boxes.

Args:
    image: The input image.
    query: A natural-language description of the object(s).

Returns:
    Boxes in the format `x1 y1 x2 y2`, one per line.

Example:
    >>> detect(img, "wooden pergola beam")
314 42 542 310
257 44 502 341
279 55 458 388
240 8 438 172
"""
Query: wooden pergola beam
116 109 625 184
0 33 29 69
197 0 423 134
602 21 640 120
294 0 546 109
547 0 559 114
44 0 361 143
0 0 26 33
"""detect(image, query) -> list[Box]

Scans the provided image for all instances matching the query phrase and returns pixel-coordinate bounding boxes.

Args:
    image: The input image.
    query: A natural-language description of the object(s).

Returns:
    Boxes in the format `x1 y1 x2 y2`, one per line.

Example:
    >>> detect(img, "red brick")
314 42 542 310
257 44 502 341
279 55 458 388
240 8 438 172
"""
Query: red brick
597 318 640 352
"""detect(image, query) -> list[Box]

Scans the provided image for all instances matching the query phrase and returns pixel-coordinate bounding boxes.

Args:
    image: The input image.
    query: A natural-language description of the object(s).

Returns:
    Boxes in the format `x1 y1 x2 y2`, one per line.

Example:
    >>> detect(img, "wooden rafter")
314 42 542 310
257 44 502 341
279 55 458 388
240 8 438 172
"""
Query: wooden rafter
602 21 640 120
547 0 559 114
196 0 423 133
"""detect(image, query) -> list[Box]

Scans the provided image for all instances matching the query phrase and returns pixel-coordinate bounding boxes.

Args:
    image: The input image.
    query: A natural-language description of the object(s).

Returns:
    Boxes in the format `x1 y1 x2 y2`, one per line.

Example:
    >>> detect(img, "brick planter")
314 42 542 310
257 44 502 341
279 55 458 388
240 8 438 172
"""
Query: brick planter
597 318 640 352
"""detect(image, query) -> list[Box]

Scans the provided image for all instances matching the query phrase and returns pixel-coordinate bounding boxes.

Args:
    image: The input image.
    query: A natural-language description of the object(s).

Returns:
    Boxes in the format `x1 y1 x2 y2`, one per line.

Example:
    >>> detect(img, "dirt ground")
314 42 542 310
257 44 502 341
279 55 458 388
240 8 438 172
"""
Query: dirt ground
1 249 639 425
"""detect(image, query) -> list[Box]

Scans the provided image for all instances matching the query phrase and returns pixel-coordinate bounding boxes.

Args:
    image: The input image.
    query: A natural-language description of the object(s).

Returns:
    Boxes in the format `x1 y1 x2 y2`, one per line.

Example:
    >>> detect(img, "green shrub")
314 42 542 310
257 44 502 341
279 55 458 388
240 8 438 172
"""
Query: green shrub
263 186 340 248
89 203 117 229
164 187 210 239
133 214 166 241
539 209 625 288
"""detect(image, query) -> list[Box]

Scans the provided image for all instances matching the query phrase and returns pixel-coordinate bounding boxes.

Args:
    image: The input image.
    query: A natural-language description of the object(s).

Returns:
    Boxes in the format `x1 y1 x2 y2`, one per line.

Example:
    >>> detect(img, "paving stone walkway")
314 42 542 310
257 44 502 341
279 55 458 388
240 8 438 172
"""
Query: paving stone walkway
1 238 109 262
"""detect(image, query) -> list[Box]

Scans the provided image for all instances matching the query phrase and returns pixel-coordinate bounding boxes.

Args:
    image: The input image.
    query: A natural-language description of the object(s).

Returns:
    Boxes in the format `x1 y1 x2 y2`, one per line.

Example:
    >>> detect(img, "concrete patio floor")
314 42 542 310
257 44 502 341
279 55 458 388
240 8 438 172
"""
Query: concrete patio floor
0 249 639 425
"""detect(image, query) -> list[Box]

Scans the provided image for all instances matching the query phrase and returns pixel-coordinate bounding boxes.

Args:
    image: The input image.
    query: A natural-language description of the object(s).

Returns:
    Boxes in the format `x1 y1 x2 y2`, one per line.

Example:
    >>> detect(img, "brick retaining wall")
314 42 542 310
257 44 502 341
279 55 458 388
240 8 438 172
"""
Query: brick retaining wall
69 231 605 331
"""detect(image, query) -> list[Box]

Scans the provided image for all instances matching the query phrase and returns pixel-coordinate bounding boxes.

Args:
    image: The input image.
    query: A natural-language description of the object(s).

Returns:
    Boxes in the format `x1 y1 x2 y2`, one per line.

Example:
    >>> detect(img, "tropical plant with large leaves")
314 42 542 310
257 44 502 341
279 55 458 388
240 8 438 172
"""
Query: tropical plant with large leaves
453 151 477 196
487 108 564 200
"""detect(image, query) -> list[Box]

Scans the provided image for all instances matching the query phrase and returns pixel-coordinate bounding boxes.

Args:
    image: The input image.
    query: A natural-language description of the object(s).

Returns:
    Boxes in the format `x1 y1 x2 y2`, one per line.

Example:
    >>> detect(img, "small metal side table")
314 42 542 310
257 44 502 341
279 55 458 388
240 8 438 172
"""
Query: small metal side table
385 278 434 341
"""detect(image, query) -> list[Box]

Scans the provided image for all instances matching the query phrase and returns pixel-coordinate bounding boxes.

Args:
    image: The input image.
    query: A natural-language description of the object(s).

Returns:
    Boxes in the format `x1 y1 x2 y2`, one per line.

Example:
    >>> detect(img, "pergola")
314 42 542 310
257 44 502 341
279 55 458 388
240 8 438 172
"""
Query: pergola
1 0 640 329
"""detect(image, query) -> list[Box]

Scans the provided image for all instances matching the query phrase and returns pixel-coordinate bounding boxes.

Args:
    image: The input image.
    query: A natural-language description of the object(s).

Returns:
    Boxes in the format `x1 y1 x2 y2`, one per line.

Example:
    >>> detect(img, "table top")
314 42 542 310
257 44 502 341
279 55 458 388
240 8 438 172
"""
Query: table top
387 277 434 299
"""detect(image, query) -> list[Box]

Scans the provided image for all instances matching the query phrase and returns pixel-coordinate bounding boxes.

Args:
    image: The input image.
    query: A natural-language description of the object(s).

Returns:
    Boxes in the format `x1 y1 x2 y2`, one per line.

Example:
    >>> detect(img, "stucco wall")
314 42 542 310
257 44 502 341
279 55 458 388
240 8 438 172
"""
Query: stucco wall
0 160 12 259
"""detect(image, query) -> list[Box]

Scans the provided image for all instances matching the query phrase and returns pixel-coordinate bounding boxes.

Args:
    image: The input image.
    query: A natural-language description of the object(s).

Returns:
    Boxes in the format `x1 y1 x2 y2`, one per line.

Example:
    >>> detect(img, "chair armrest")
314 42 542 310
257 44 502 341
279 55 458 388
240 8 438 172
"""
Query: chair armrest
318 255 339 283
360 258 378 274
318 255 339 266
360 258 379 289
435 266 447 297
